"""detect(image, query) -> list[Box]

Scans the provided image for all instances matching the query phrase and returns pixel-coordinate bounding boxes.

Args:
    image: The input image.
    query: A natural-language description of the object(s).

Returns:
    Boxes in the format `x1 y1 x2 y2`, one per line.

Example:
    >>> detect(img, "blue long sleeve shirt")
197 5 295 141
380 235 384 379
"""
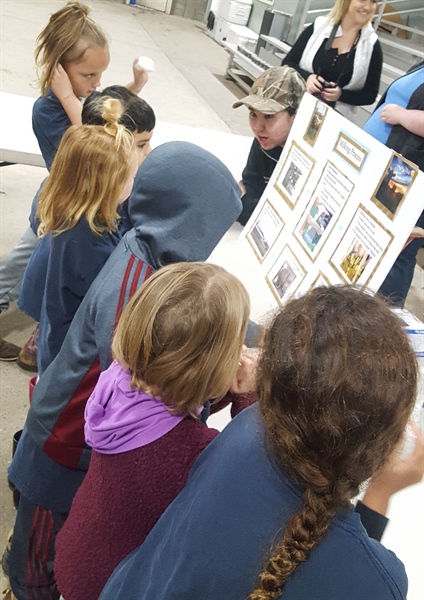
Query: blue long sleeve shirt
100 404 407 600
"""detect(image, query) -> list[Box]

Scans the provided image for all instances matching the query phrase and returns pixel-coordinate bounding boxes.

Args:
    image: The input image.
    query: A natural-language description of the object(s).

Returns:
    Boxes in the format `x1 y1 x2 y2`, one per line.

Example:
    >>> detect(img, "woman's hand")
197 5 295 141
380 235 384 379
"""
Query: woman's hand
380 104 424 137
321 83 342 103
306 74 323 95
230 346 258 394
381 103 405 126
50 64 75 103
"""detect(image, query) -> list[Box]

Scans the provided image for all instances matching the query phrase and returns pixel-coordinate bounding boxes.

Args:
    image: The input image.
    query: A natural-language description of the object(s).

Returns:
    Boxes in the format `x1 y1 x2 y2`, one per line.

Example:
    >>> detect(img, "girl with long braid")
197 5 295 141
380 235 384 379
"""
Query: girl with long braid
99 285 424 600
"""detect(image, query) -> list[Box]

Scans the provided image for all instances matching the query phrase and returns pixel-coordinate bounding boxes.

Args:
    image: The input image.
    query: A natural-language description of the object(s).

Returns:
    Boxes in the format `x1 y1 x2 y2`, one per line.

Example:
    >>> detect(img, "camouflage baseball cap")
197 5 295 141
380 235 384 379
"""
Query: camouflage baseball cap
232 66 306 114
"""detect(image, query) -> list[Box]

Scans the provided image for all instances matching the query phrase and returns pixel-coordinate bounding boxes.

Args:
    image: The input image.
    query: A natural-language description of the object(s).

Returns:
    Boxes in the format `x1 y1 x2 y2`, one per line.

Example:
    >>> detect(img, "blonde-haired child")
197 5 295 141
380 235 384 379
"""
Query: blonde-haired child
54 261 255 600
34 0 147 169
18 98 138 375
0 1 148 365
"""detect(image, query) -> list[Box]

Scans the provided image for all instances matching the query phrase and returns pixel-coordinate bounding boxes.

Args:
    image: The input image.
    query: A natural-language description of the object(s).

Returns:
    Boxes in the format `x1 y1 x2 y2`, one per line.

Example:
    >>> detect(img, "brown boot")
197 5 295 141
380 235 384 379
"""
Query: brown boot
16 324 38 373
0 338 20 362
1 584 17 600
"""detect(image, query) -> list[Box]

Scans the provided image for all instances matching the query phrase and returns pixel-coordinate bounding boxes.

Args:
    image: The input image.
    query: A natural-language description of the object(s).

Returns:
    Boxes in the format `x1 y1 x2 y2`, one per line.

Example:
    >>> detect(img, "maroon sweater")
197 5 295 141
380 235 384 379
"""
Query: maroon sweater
54 417 218 600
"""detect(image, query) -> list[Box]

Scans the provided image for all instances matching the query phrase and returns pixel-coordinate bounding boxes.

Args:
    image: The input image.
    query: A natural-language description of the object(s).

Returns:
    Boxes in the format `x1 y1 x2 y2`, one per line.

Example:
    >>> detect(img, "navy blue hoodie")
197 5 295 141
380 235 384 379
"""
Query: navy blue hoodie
9 142 242 510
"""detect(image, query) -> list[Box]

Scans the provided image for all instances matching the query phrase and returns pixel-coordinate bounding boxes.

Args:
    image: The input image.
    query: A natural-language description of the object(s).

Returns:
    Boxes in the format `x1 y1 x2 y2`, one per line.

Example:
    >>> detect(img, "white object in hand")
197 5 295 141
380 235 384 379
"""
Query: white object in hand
136 57 155 72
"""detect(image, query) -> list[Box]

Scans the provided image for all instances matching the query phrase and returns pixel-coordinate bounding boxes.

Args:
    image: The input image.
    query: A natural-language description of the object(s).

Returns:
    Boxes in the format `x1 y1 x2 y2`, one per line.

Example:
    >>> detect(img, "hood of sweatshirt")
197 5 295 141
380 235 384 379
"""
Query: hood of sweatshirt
127 141 242 270
85 361 184 454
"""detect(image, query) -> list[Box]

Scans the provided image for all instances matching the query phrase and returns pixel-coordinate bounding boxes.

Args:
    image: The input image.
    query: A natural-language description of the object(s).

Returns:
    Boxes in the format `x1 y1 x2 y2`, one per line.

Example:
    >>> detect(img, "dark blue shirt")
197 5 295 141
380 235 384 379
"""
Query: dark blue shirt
100 404 407 600
19 218 121 374
32 91 73 170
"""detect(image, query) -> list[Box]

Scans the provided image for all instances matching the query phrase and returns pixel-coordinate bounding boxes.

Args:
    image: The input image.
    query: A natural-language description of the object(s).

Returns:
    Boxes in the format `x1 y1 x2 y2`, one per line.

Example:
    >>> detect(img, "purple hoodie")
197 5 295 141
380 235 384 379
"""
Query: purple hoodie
84 361 184 454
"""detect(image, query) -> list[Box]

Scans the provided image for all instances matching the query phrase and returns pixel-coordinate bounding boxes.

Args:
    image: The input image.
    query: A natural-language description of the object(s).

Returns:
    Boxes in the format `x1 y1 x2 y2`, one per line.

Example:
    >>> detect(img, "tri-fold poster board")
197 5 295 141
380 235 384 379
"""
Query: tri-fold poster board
240 92 423 308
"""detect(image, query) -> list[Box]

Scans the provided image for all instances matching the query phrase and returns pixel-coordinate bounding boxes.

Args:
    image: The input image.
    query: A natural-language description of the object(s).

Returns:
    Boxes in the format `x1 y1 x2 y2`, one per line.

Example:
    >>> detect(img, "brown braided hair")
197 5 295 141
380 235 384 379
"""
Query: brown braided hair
248 285 417 599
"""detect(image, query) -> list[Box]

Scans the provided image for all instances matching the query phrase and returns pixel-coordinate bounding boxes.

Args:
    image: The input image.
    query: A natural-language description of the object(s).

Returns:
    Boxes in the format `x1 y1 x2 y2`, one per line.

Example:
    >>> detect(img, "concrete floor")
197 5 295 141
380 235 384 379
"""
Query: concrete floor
0 0 423 597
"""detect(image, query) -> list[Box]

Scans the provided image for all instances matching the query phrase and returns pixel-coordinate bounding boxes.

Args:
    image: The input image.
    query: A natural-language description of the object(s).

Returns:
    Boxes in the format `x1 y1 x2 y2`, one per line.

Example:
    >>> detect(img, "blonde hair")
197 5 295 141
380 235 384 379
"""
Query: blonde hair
112 262 251 415
329 0 376 25
37 98 134 236
35 1 108 96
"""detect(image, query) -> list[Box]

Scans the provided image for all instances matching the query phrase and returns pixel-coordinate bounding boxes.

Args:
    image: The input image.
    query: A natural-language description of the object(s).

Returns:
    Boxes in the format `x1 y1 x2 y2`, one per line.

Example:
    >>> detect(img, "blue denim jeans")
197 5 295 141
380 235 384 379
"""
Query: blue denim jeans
0 226 39 312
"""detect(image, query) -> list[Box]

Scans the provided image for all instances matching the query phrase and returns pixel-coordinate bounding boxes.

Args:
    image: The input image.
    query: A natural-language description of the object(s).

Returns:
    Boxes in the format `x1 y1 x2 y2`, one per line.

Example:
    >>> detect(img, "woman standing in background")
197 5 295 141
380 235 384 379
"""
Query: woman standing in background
283 0 382 117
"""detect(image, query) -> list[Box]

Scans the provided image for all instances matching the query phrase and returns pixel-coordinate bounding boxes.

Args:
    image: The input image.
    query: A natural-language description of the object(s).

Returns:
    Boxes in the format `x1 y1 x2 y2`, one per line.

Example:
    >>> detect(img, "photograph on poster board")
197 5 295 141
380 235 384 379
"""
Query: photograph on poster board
333 131 368 172
303 99 328 147
297 197 333 254
247 199 285 262
274 141 315 209
330 205 393 286
266 246 306 305
372 153 418 220
340 240 372 283
294 161 354 259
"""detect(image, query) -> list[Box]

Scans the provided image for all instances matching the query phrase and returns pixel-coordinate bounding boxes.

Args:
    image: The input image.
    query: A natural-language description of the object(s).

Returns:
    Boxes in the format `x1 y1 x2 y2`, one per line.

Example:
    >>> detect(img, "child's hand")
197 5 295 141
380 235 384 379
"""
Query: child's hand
230 346 258 394
132 58 149 94
380 104 404 126
238 180 246 196
377 421 424 493
362 421 424 515
50 64 75 103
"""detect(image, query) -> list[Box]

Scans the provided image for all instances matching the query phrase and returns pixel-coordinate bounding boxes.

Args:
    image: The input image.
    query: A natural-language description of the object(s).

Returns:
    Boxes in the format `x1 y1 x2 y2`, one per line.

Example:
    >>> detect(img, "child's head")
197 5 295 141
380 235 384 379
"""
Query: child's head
35 1 109 97
38 98 137 237
233 66 305 151
82 86 156 166
248 285 417 599
112 262 250 415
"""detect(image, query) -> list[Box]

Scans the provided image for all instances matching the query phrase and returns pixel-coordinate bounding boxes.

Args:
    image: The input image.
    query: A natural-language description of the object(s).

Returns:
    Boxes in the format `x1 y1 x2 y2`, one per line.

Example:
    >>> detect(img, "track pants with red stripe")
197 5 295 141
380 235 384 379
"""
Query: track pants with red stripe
8 494 67 600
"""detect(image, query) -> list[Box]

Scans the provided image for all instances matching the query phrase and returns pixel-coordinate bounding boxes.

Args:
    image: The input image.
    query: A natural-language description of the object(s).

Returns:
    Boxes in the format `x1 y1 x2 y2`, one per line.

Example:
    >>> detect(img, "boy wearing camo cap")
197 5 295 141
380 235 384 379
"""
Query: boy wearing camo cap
233 66 305 225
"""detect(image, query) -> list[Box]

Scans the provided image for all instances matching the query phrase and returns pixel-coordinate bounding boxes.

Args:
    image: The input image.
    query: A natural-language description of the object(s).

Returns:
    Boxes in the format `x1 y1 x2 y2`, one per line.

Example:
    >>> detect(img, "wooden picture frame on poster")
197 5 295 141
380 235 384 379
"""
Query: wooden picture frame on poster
303 99 328 148
274 141 315 210
293 159 354 263
265 245 307 306
371 152 419 221
246 198 285 263
329 204 394 287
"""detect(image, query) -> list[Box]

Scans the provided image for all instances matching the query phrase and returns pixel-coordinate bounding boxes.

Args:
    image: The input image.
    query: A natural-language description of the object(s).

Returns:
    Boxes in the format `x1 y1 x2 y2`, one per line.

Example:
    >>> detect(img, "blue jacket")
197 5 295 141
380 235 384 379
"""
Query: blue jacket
18 219 121 374
9 142 242 515
100 404 407 600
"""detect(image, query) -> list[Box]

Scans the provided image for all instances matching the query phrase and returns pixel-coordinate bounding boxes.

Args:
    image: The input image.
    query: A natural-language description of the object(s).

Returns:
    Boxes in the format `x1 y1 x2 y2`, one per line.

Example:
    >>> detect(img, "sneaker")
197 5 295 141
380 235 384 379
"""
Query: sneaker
16 324 38 373
0 338 20 362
